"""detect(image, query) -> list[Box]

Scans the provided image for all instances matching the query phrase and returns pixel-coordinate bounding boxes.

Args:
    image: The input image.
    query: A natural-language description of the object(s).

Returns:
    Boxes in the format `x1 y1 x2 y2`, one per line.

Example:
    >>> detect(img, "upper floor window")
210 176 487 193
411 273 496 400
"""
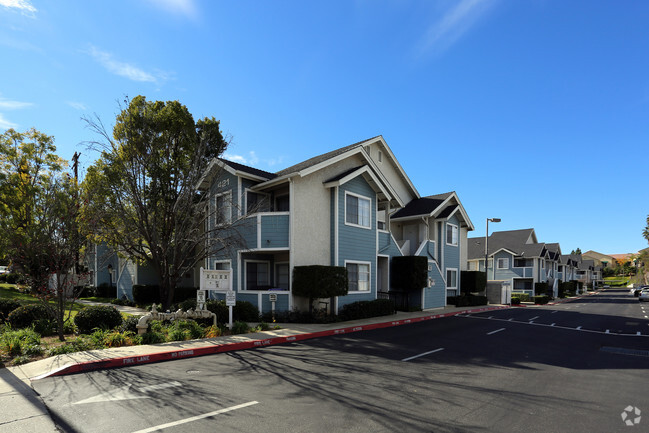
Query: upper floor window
446 223 458 246
275 194 290 212
497 258 509 269
345 192 371 229
246 191 269 215
212 191 232 225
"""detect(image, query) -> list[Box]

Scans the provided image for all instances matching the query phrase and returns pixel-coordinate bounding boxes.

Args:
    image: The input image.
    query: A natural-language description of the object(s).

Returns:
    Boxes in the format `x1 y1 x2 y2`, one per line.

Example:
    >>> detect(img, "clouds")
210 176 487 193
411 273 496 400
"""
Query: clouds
0 0 36 15
87 45 169 84
223 151 259 166
0 96 33 130
417 0 498 56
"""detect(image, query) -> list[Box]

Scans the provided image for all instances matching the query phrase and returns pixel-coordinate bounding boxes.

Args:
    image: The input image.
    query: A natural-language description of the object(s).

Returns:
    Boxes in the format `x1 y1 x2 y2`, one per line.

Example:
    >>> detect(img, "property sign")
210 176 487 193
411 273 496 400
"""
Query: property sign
200 268 231 291
196 290 206 304
225 290 236 306
269 293 277 302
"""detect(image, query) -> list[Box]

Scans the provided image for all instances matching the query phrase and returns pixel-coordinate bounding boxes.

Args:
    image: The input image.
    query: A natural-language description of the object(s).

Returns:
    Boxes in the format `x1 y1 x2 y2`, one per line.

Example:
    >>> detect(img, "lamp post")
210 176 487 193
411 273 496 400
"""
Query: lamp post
485 218 501 292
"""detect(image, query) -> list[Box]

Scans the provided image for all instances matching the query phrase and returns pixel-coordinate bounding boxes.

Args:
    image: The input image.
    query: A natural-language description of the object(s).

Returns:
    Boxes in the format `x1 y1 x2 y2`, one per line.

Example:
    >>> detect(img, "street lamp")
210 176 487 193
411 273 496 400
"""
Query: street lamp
485 218 501 292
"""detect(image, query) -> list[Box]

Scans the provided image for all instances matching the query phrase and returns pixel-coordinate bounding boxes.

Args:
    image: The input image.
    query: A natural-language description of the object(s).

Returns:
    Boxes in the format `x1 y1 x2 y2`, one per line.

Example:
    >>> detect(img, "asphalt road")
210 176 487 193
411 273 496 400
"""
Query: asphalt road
34 289 649 433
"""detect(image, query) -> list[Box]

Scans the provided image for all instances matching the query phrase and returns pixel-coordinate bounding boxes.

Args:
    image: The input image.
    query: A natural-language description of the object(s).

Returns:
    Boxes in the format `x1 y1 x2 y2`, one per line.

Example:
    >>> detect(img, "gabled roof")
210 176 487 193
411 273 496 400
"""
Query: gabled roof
467 229 545 260
390 191 474 230
220 159 277 180
391 196 446 219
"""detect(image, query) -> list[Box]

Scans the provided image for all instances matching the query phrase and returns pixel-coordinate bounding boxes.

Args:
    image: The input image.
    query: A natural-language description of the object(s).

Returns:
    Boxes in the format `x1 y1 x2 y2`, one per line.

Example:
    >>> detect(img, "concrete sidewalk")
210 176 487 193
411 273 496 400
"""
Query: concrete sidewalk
1 304 508 432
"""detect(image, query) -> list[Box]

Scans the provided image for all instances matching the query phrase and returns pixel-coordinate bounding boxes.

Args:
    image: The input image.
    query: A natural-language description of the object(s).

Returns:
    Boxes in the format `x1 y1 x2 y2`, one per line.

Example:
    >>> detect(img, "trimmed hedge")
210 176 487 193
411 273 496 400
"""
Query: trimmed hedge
338 299 396 321
511 297 521 305
391 256 428 292
534 295 550 305
132 284 160 305
0 299 21 323
511 292 530 302
460 271 487 295
7 304 52 330
205 300 259 325
293 265 348 301
447 295 488 307
74 305 123 334
534 282 550 297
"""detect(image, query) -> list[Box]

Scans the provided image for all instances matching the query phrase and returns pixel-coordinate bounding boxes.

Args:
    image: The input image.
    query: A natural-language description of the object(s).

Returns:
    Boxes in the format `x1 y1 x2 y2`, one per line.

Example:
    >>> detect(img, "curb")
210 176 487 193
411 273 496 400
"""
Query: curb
33 305 508 380
511 291 600 308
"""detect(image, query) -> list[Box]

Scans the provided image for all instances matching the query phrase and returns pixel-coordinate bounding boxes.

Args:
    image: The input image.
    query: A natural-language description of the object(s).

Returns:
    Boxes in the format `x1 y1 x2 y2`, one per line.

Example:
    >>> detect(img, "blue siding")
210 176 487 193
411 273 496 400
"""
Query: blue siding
378 231 403 257
443 215 461 271
260 214 289 248
336 176 377 309
492 251 517 281
260 293 290 314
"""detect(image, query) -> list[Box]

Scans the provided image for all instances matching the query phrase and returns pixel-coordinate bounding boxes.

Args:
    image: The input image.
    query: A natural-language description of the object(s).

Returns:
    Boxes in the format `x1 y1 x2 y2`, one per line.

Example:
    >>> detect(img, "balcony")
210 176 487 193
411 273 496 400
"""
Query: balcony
243 212 290 249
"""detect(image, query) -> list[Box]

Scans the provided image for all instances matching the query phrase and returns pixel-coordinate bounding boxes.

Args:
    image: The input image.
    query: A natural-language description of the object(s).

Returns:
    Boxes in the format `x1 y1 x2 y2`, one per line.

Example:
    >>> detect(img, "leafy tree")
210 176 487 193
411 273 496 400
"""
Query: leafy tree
82 96 239 309
570 248 582 255
0 128 88 340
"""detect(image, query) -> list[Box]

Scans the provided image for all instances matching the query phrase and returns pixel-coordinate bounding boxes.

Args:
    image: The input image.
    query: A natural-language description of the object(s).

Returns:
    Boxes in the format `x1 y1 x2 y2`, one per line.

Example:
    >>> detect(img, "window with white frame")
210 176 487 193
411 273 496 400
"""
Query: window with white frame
345 192 371 228
497 258 509 269
346 262 370 292
446 223 458 246
213 260 230 271
212 191 232 225
446 268 457 289
245 261 269 290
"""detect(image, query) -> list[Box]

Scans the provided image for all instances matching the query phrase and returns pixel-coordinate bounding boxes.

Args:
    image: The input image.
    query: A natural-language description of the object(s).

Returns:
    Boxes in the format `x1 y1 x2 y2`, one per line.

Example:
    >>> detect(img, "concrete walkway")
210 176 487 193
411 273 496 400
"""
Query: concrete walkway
2 303 515 432
76 299 148 316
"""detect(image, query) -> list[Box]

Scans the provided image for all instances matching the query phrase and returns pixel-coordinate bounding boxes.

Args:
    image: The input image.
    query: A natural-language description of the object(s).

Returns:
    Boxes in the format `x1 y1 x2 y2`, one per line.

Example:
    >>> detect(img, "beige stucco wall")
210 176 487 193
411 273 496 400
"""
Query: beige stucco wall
365 141 418 206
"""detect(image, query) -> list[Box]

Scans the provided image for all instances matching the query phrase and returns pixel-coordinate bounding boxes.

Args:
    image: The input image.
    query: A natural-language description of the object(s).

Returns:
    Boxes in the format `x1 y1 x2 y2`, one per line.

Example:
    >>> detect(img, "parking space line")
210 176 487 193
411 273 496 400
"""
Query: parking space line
551 323 555 326
529 316 539 321
577 326 582 330
487 328 506 335
402 348 444 362
131 401 259 433
551 310 558 314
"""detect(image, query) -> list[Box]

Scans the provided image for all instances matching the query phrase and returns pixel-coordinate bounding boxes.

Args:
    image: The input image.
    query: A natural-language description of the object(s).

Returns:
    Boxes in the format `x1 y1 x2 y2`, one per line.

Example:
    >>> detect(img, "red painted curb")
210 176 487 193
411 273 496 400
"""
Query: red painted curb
39 305 508 379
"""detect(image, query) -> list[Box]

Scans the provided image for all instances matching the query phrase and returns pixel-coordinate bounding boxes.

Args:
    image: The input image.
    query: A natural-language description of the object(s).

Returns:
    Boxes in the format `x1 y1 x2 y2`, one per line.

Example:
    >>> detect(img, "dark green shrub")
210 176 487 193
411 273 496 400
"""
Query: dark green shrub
447 294 487 307
231 321 250 335
534 282 550 297
205 300 228 324
391 256 428 292
7 304 52 330
533 295 550 305
511 297 521 305
293 266 347 311
460 271 487 295
140 331 166 345
111 298 136 307
119 316 140 333
468 295 488 306
173 298 197 311
0 299 21 322
173 287 198 303
234 301 259 322
338 299 396 321
0 273 22 284
132 285 159 305
74 305 123 334
96 282 115 298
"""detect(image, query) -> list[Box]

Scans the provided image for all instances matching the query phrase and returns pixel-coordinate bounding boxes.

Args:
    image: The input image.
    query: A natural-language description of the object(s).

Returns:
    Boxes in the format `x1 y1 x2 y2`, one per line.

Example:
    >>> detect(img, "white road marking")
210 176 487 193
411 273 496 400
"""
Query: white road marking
529 316 539 321
402 348 444 362
551 310 558 314
577 326 582 330
551 323 555 326
73 381 182 405
606 329 610 334
638 332 642 336
131 401 259 433
487 328 506 335
508 318 513 321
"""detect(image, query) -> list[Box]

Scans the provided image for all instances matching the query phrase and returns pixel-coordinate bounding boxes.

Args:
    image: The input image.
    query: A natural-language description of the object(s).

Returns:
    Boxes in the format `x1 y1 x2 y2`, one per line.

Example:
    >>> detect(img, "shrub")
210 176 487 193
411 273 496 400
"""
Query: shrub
0 328 41 356
534 282 550 297
132 285 159 305
173 287 198 303
0 299 21 323
338 299 396 321
534 295 550 305
257 322 270 331
204 325 221 338
7 304 52 330
0 273 23 284
511 297 521 305
231 321 250 335
119 316 140 333
140 331 166 345
74 305 123 334
47 336 95 356
103 331 135 348
511 292 530 302
171 320 204 340
391 256 428 292
234 301 260 322
293 265 348 312
460 271 487 295
96 283 115 298
174 298 197 311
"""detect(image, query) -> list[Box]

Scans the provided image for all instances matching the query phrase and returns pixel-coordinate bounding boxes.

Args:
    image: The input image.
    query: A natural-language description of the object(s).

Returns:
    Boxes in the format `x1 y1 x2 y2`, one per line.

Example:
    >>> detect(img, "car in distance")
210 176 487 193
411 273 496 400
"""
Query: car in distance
0 266 8 275
639 289 649 302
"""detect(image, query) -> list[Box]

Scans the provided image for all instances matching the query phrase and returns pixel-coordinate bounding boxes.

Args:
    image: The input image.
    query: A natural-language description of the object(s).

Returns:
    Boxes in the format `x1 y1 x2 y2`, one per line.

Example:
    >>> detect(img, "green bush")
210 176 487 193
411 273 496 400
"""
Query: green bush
132 285 159 305
231 321 250 335
511 297 521 305
96 282 115 298
140 331 166 345
74 305 123 334
205 300 228 324
119 316 140 333
534 282 550 297
534 295 550 305
0 299 21 323
173 287 198 303
511 292 530 302
47 337 94 356
234 301 260 322
7 304 52 330
0 327 42 356
0 273 23 284
447 295 488 307
293 265 348 303
338 299 396 321
460 271 487 295
391 256 428 292
170 320 204 340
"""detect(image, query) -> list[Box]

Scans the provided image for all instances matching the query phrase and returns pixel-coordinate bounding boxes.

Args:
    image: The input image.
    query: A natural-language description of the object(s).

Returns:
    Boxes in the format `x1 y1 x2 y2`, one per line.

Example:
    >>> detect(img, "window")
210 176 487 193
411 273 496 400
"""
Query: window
514 258 532 267
213 261 230 270
497 258 509 269
246 191 269 214
275 263 289 290
446 223 458 246
378 150 383 163
469 261 477 271
213 192 232 225
275 195 290 212
345 193 371 228
245 261 269 290
347 262 370 292
446 269 457 289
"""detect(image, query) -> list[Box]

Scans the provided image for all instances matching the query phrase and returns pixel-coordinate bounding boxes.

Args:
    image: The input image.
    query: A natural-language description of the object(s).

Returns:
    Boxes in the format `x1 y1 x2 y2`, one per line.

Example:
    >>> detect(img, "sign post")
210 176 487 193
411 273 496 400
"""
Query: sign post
200 267 233 325
196 290 206 310
225 290 236 330
269 293 277 322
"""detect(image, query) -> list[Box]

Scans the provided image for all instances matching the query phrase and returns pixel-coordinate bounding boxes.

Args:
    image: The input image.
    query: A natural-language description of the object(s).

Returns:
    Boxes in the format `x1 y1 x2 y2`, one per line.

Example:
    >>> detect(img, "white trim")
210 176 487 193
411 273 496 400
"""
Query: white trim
334 186 339 265
497 257 509 269
377 254 390 295
275 261 290 290
445 267 458 291
212 190 233 226
445 222 458 246
345 260 372 293
256 214 261 249
244 188 271 216
211 259 232 270
344 191 372 230
237 177 242 218
323 165 393 203
288 179 294 310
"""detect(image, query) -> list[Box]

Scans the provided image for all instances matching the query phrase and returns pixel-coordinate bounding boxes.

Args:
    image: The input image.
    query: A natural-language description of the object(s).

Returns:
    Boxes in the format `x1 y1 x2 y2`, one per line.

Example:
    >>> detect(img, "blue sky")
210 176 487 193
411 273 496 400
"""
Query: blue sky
2 0 648 255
